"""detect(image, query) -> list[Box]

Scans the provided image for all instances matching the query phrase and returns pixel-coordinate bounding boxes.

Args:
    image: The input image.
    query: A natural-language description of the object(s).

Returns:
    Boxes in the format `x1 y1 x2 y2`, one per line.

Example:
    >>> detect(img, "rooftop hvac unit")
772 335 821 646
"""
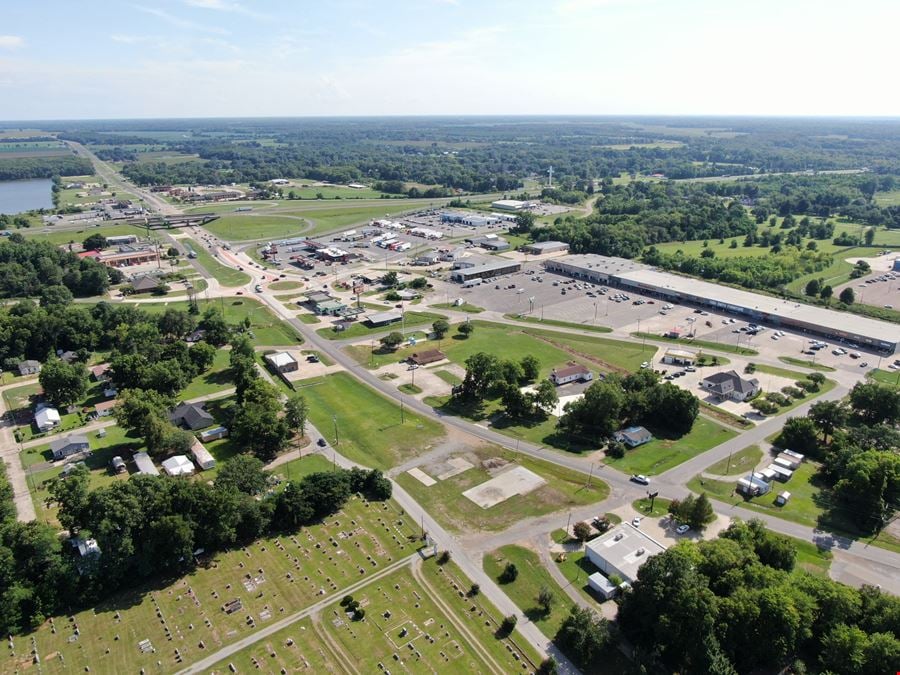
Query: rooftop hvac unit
636 548 646 556
614 533 624 541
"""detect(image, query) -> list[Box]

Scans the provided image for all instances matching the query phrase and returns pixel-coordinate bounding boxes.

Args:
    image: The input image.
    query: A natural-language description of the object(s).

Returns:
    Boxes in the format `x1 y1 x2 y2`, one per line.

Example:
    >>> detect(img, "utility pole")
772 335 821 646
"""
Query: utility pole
400 396 405 424
587 462 594 488
332 414 339 446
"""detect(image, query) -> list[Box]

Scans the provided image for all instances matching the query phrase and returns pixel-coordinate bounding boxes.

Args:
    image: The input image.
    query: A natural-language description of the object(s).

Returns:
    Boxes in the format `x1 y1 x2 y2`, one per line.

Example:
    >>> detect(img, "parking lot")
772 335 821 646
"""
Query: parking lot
833 253 900 311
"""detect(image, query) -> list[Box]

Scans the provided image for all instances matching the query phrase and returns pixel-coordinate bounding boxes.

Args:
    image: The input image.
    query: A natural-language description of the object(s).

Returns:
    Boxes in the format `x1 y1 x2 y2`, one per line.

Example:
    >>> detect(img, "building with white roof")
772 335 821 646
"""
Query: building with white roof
545 254 899 354
585 523 667 584
161 455 195 477
34 405 61 432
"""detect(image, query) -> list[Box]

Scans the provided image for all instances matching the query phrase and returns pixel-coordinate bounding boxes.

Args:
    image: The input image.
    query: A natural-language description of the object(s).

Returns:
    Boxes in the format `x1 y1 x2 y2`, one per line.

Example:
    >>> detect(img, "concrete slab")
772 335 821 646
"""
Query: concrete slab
462 465 547 509
435 456 473 481
407 467 436 487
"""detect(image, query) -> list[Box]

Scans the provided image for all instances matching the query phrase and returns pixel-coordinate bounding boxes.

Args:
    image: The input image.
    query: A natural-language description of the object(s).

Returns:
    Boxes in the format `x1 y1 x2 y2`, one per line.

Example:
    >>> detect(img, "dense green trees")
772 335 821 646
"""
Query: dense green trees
231 379 289 461
554 606 613 670
559 372 698 444
38 358 88 408
0 238 114 299
619 518 900 674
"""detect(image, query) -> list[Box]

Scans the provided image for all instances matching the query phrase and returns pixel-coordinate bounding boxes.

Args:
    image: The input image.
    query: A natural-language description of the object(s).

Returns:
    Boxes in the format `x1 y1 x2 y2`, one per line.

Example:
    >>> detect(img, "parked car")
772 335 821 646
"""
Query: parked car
316 438 327 447
631 517 642 527
676 524 690 535
630 474 650 485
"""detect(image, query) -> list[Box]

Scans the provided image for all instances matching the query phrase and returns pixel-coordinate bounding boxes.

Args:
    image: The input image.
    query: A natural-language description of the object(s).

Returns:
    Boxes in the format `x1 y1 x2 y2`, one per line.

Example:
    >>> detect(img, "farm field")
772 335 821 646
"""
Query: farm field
296 372 445 470
395 446 608 533
136 297 301 347
211 559 538 675
3 496 420 674
182 236 252 287
607 416 738 475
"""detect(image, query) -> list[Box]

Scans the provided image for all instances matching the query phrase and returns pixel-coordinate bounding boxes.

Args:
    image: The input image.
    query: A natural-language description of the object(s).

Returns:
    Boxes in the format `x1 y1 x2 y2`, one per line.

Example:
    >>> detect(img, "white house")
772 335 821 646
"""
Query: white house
700 370 760 402
34 405 61 433
550 363 593 386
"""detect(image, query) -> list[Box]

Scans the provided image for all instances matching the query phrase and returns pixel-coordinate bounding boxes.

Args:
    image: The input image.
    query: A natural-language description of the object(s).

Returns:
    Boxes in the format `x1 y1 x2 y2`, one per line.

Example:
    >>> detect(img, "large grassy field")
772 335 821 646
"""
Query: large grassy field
317 310 447 341
296 372 445 470
21 222 146 246
395 446 608 533
136 297 302 347
607 416 738 475
347 321 654 376
179 348 234 399
213 559 538 675
483 544 568 638
5 496 422 674
181 236 251 286
201 215 309 241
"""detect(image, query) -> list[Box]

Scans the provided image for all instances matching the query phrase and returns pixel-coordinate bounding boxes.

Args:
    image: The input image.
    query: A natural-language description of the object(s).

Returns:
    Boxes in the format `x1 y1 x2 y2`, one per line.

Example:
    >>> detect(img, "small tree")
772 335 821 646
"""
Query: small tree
520 355 540 382
382 270 399 287
864 227 875 246
537 587 554 614
380 331 404 351
572 521 592 542
537 657 559 675
437 550 451 565
819 285 833 302
468 583 480 597
457 322 474 338
804 279 821 297
839 287 855 305
499 614 517 637
432 318 449 339
500 562 519 583
689 493 716 530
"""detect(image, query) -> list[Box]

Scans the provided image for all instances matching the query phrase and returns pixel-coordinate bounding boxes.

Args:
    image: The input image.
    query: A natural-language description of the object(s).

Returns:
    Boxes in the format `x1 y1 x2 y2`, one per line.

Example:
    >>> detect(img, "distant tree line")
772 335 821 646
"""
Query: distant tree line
0 155 93 181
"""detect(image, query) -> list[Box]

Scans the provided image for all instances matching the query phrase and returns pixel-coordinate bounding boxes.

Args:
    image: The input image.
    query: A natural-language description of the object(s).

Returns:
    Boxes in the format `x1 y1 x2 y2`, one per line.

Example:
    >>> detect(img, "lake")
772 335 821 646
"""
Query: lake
0 179 54 215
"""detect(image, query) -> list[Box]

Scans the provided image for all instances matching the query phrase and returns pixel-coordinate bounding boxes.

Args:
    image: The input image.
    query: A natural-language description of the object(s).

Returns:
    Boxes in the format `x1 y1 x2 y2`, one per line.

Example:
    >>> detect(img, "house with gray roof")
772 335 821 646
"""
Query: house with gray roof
701 370 760 402
50 434 90 460
169 402 215 430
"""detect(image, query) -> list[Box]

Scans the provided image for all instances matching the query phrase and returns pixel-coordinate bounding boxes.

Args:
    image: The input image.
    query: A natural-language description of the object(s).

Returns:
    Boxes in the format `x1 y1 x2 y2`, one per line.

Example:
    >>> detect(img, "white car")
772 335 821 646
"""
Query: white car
676 524 690 535
630 474 650 485
640 362 650 369
631 517 642 527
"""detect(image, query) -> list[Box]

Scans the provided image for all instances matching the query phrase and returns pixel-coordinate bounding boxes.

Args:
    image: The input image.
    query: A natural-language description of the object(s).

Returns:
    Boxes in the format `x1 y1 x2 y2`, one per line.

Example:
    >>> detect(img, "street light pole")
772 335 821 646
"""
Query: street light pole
332 414 339 446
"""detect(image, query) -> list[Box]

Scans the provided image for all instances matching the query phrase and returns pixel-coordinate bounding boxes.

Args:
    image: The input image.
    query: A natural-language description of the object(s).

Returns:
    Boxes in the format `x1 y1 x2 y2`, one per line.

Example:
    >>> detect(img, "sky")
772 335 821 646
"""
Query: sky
1 0 898 120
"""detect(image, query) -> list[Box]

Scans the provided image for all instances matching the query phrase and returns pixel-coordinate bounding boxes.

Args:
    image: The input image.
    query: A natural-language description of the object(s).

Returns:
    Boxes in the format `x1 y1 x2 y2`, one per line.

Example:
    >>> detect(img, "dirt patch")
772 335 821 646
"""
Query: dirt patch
462 466 547 508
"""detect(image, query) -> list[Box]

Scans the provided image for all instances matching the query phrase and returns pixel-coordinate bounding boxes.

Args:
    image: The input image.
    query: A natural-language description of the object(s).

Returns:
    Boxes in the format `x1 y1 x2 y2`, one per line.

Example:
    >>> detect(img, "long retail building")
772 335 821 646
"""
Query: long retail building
544 254 899 354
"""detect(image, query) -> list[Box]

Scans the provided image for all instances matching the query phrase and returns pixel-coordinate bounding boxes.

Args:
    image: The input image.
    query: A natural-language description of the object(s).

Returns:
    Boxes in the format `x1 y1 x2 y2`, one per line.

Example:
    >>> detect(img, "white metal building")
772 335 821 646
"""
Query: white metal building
584 523 667 584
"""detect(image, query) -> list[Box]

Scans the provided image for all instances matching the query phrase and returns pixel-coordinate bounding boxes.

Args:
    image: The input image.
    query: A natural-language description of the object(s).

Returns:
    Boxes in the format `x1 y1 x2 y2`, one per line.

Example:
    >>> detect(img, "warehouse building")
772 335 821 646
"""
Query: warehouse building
523 241 569 255
544 254 899 354
491 199 530 211
450 260 521 283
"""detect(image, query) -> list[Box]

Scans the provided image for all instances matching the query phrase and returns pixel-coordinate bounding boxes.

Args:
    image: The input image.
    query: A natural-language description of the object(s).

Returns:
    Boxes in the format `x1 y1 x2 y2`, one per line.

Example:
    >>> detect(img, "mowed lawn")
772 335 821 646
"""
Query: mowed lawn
483 545 570 638
181 236 251 286
201 215 308 241
346 321 653 376
317 310 447 341
395 446 608 533
7 497 420 675
137 297 302 347
296 372 445 470
215 559 539 675
607 416 738 475
179 348 234 399
21 223 146 246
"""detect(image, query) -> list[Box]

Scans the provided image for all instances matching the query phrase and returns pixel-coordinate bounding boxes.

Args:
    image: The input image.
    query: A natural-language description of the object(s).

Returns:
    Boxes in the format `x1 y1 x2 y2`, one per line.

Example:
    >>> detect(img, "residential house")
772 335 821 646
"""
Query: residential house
700 370 760 402
34 405 61 433
90 364 110 383
199 426 229 442
169 402 215 431
550 363 593 386
49 434 90 460
18 359 41 376
133 451 159 476
94 400 117 417
613 426 653 448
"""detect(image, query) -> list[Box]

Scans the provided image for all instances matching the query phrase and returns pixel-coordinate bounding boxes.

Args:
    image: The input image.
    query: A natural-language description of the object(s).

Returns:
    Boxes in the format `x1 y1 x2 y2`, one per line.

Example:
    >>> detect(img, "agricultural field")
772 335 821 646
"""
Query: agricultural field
396 446 608 533
210 559 538 675
3 496 421 674
607 416 738 475
181 237 252 287
296 372 445 470
0 140 69 157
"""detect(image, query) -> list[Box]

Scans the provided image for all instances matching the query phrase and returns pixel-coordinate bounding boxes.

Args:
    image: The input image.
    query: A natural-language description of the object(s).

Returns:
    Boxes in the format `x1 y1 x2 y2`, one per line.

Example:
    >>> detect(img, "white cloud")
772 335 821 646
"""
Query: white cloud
133 5 230 34
0 35 24 50
183 0 270 19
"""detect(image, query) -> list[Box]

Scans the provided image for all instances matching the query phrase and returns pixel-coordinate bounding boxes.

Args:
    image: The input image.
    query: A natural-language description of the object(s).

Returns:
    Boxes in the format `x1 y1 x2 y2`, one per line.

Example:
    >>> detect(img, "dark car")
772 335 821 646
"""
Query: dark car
317 438 327 447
